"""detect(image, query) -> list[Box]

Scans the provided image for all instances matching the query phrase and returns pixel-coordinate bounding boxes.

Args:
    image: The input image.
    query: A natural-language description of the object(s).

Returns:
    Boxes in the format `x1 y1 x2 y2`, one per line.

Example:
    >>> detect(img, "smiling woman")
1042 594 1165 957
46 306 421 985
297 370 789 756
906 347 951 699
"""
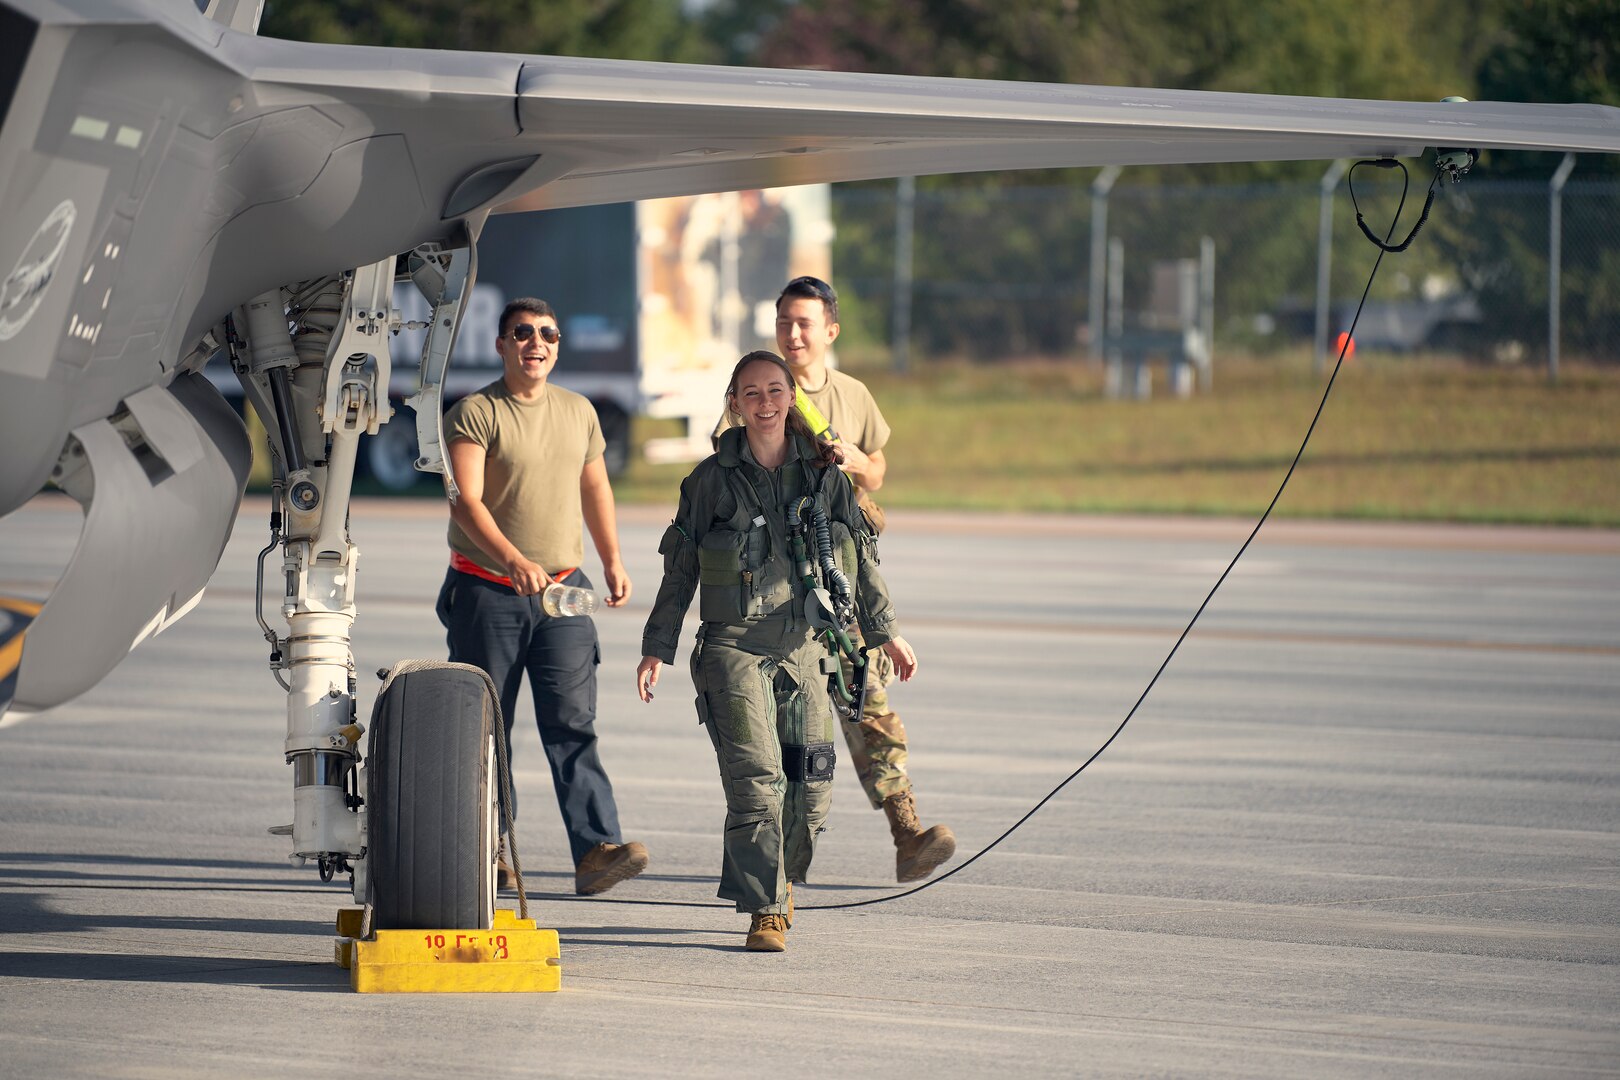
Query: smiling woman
727 350 811 466
634 349 918 952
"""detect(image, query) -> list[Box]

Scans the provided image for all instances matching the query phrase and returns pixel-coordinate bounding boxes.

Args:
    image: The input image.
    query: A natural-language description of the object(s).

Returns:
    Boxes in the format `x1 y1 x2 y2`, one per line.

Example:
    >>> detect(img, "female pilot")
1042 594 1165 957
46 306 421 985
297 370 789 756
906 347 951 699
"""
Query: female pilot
635 351 917 952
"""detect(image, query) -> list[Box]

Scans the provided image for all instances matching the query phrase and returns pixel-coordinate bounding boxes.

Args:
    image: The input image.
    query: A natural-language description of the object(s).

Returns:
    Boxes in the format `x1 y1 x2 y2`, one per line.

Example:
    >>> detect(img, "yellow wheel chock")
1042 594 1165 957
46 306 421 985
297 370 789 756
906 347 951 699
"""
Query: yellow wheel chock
334 907 561 993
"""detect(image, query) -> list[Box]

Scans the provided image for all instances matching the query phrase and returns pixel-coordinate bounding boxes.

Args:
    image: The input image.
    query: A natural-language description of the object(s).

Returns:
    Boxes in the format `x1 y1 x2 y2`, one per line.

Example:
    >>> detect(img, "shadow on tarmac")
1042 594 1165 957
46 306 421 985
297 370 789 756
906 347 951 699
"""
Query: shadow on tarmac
0 852 346 904
0 950 348 991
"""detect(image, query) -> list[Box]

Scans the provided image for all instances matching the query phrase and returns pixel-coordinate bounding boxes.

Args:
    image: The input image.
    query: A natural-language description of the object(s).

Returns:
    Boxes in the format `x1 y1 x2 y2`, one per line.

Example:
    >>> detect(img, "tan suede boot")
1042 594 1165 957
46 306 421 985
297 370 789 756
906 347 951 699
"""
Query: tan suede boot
746 912 789 952
746 883 793 951
574 841 649 896
495 837 517 891
883 791 957 883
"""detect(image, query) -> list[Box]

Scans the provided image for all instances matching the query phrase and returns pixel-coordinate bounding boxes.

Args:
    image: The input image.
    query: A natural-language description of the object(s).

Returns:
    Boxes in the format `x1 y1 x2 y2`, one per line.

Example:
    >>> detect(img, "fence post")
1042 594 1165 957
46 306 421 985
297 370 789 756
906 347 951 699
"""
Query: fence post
1199 235 1215 392
1314 160 1349 377
892 175 916 374
1548 153 1576 385
1104 236 1127 397
1089 165 1123 360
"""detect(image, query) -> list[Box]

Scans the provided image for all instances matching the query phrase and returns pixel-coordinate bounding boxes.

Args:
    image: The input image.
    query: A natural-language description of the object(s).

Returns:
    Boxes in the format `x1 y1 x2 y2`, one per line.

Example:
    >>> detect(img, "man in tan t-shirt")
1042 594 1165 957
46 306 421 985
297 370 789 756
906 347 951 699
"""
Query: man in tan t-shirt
717 275 956 883
436 297 647 897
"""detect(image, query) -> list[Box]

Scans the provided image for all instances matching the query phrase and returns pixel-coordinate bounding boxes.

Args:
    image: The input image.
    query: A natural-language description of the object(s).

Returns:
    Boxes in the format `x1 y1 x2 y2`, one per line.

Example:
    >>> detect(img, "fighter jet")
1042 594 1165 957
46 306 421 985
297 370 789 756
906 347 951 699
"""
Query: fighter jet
2 0 1616 929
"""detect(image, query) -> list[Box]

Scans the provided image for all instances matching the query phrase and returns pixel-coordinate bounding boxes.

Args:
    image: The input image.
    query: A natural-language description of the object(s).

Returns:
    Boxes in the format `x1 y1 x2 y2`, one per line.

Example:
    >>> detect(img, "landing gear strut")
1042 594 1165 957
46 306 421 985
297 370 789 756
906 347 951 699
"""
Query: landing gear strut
227 225 489 926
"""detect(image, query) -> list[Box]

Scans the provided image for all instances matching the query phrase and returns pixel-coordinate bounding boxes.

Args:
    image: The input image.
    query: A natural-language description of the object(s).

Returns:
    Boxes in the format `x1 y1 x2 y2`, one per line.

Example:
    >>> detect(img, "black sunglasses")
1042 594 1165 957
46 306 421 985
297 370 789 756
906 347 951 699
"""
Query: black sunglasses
507 323 561 344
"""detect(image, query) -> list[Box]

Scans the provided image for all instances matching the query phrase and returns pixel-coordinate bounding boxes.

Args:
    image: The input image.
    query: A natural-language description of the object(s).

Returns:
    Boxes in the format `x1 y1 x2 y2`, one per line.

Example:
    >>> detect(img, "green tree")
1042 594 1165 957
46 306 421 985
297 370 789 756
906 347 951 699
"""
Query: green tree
747 1 1476 104
696 0 794 66
1453 0 1620 357
260 0 709 62
1477 0 1620 178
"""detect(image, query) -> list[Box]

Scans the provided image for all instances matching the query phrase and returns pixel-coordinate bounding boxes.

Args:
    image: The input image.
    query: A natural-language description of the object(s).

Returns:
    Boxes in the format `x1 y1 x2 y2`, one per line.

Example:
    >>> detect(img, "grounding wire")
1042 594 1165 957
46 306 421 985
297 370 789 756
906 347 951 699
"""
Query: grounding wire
541 161 1421 913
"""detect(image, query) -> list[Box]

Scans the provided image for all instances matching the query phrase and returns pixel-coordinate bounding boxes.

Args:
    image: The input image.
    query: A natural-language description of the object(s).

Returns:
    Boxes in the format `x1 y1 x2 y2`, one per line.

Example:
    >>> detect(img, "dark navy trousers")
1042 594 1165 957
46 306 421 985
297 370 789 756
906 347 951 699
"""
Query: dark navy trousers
436 567 623 865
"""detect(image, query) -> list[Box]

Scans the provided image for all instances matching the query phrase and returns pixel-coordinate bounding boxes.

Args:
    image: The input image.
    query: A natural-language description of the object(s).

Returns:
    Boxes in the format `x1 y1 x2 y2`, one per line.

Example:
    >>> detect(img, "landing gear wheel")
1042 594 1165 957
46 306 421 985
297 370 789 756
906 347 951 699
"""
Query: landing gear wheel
367 666 496 930
595 401 630 478
365 403 424 492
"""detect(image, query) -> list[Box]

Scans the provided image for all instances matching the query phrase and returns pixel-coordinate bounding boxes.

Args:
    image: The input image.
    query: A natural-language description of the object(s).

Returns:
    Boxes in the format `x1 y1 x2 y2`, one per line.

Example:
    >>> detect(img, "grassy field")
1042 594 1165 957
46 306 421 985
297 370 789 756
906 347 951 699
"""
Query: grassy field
611 353 1620 526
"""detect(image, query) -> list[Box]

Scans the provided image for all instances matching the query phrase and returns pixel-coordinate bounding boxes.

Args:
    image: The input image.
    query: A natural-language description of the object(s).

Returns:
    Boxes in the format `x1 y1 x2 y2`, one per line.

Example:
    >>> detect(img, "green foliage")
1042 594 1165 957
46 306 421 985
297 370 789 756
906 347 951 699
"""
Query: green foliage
1423 0 1620 353
734 0 1507 186
259 0 708 61
736 0 1465 96
1477 0 1620 178
695 0 794 65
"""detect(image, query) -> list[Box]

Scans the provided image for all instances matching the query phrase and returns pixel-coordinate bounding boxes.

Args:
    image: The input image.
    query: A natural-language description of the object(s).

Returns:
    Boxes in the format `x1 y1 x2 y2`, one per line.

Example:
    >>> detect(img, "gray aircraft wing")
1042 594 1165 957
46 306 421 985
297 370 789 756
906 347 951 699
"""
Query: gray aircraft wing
497 57 1620 211
210 32 1620 220
2 0 1617 721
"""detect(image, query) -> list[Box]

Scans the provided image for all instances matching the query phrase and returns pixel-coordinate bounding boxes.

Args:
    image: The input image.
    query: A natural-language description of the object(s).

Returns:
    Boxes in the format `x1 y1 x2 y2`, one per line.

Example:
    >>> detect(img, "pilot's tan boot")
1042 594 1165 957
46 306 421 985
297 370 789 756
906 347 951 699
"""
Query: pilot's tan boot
745 912 789 952
745 884 793 951
883 791 956 883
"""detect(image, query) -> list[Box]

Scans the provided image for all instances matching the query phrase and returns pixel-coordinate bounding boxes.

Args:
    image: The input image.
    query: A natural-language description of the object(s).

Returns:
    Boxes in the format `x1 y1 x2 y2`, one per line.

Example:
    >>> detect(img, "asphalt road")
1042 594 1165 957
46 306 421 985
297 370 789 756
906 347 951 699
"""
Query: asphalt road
1 496 1616 1077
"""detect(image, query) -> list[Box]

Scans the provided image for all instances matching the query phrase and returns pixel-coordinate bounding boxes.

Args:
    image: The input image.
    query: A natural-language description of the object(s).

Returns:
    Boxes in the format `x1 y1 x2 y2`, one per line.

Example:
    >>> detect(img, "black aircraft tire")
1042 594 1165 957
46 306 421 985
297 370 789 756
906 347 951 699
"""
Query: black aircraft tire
595 401 630 478
367 666 495 930
365 405 424 493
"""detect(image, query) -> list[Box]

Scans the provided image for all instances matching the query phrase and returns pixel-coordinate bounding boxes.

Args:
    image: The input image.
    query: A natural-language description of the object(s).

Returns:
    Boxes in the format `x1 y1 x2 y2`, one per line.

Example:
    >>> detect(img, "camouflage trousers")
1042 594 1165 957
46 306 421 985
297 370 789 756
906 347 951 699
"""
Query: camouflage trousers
837 625 910 810
692 620 834 914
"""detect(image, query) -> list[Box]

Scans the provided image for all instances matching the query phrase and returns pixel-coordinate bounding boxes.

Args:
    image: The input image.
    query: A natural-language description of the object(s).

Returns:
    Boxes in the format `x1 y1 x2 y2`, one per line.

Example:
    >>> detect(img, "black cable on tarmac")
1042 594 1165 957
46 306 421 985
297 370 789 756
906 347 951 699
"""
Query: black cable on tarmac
548 160 1432 913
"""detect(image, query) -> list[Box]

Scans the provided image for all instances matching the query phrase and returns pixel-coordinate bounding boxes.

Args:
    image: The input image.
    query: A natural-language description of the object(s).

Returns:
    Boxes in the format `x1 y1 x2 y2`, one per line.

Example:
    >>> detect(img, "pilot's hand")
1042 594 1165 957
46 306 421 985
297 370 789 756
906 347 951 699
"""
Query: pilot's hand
504 555 550 597
880 636 918 682
636 656 662 703
602 557 632 607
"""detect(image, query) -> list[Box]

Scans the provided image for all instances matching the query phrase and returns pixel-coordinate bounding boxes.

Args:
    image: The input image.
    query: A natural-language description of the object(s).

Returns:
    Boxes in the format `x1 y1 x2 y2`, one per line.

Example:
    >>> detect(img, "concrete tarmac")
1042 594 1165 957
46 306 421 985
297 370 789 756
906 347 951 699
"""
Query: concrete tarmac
1 496 1616 1077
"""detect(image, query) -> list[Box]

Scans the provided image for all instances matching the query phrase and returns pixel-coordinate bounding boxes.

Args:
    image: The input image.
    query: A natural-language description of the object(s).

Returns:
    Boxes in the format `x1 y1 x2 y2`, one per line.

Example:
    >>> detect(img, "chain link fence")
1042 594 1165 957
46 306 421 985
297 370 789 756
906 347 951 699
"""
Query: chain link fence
831 171 1620 368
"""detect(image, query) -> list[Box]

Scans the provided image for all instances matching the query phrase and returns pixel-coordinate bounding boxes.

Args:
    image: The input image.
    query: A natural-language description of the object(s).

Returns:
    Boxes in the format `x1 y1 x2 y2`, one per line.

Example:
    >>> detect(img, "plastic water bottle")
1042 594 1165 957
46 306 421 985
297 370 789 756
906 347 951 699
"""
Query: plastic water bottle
542 582 599 618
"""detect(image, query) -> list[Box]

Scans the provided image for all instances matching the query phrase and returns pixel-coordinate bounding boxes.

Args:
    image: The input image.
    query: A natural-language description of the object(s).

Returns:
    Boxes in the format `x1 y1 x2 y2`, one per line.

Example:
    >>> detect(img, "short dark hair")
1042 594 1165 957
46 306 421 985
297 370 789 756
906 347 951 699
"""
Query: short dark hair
775 276 838 324
499 297 556 336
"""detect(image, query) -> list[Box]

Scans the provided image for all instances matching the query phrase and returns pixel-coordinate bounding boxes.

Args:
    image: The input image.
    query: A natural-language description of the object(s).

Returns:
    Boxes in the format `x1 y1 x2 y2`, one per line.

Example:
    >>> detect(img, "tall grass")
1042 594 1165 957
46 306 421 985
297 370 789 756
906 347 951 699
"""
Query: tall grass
615 353 1620 525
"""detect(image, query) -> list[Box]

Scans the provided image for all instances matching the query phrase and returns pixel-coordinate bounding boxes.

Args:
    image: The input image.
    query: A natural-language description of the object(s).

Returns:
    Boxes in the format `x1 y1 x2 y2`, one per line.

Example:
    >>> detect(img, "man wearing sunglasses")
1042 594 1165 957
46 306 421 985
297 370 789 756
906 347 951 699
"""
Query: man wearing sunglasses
717 275 956 883
437 297 647 896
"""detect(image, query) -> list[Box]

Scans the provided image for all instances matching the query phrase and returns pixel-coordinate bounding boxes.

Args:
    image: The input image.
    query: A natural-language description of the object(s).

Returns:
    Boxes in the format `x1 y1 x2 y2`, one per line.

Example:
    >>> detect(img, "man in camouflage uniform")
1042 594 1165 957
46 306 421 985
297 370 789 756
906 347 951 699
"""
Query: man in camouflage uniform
719 276 955 883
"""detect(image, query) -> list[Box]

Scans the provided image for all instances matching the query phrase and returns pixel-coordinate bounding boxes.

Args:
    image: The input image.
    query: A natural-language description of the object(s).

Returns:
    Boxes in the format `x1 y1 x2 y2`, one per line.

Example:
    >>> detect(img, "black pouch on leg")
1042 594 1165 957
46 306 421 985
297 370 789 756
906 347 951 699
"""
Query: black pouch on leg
776 666 836 781
783 741 836 782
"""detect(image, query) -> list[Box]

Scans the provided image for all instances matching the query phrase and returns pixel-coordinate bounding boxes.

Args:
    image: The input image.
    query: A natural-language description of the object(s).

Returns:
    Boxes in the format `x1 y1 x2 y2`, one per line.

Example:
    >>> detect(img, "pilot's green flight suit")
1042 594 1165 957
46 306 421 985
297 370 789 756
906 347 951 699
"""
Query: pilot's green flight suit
642 427 899 914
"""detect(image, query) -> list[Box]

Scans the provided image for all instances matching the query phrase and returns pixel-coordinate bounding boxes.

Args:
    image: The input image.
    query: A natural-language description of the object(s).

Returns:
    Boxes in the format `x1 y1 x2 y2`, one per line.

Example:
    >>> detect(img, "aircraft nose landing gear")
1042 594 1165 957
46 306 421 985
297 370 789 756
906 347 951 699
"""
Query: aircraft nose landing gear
234 240 557 991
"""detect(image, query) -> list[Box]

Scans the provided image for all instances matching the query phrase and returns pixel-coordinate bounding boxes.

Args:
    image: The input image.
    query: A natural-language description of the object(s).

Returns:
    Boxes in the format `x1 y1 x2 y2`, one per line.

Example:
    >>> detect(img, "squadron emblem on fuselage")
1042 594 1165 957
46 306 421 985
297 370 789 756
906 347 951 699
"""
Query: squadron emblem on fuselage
0 199 76 341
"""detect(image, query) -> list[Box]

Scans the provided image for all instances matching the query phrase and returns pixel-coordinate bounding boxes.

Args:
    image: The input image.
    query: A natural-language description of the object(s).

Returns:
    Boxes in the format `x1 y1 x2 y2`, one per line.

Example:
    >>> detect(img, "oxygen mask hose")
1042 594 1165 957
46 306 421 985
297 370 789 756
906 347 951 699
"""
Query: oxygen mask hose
552 154 1455 913
786 495 866 713
790 495 853 609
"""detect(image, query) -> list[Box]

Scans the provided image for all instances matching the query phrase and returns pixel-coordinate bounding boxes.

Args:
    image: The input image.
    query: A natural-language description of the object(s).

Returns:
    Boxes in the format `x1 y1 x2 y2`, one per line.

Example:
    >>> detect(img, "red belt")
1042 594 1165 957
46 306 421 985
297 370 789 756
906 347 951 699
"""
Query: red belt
450 552 576 589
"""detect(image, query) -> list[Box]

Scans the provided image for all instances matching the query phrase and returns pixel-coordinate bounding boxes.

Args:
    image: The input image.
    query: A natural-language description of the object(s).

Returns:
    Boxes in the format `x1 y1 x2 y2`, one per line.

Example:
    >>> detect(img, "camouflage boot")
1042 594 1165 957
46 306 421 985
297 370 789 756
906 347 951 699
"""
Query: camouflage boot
882 791 956 883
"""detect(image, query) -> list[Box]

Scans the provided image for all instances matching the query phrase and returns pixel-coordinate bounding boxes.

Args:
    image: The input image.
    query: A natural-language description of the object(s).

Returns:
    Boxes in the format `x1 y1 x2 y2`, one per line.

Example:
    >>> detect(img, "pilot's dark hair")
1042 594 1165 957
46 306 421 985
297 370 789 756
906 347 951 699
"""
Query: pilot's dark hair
725 350 831 463
499 297 556 336
775 275 838 324
726 350 797 403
